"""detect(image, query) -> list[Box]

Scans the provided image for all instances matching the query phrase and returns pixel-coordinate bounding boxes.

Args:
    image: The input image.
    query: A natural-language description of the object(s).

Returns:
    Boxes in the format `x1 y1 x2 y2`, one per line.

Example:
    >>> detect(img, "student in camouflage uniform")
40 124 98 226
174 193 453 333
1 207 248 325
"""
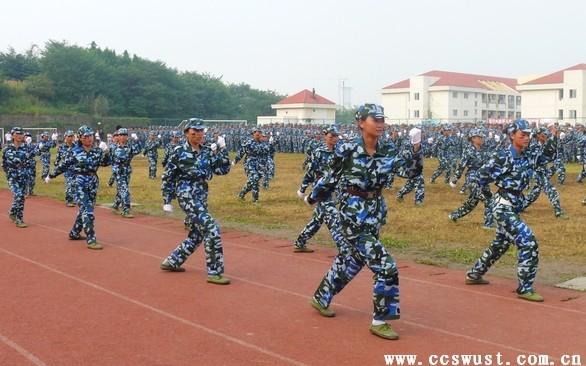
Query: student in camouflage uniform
24 132 40 196
162 131 182 168
546 122 566 185
234 127 270 202
430 125 458 184
521 127 567 219
159 119 231 285
305 104 422 340
143 131 161 179
38 132 57 178
574 124 586 183
2 127 30 228
54 130 77 207
107 132 120 187
46 126 111 250
448 128 493 228
466 119 544 302
261 132 276 190
293 126 348 253
396 128 425 205
110 128 142 218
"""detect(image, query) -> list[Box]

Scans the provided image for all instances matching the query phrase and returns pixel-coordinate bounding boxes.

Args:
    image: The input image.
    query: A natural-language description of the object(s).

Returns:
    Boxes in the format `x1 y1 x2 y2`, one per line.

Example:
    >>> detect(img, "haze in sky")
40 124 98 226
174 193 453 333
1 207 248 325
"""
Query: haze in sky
2 0 585 105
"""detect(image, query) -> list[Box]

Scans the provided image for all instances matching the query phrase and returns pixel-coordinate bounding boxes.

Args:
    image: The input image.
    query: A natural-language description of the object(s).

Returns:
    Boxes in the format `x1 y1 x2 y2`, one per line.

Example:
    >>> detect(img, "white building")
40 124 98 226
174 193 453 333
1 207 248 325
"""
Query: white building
381 71 521 124
257 89 337 125
517 64 586 123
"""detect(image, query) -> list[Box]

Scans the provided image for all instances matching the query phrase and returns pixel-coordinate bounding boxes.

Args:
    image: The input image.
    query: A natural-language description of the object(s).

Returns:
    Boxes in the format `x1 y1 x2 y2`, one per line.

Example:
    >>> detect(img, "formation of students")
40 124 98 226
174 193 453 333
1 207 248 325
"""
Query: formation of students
2 105 585 340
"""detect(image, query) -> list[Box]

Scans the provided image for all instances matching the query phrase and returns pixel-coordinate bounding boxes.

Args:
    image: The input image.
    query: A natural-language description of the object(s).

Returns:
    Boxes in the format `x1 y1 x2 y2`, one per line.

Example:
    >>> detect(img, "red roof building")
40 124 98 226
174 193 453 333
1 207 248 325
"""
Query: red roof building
257 89 337 125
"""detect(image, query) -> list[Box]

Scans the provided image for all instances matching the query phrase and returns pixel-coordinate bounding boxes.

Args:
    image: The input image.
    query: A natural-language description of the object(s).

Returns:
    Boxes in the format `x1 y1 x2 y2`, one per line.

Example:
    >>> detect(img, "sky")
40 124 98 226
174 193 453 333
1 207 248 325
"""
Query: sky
2 0 585 105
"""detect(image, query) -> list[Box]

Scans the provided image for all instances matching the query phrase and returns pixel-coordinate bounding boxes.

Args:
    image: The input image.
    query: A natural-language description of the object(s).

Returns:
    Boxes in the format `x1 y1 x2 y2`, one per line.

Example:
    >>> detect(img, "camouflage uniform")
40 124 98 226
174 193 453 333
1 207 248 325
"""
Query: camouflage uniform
54 132 76 206
38 136 56 178
262 139 276 189
308 133 421 322
143 135 161 179
50 127 112 245
467 121 540 296
235 132 270 202
24 140 40 196
449 134 493 227
396 143 425 205
2 128 29 225
430 128 458 184
161 140 231 274
522 131 565 217
111 130 142 215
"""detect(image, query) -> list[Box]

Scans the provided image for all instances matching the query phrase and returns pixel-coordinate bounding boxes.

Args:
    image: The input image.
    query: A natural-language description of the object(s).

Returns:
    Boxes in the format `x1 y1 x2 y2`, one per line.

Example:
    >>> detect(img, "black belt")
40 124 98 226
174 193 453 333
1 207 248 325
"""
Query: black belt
77 172 97 176
346 187 382 199
497 188 520 196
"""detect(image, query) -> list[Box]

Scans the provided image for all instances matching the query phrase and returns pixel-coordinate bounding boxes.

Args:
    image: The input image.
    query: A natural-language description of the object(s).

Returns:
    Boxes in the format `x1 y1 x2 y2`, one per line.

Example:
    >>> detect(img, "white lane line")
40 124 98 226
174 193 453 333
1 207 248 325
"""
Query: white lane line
0 248 307 366
0 331 49 366
15 223 570 360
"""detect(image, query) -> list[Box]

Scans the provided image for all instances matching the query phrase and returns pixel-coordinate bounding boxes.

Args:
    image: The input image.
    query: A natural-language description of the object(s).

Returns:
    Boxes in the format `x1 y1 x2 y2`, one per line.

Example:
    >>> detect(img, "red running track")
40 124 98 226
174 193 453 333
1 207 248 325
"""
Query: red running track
0 189 584 366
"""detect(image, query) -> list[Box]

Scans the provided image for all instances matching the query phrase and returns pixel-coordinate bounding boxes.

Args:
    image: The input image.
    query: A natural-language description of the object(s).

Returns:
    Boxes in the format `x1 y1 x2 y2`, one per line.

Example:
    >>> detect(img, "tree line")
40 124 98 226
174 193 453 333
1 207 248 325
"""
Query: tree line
0 41 284 123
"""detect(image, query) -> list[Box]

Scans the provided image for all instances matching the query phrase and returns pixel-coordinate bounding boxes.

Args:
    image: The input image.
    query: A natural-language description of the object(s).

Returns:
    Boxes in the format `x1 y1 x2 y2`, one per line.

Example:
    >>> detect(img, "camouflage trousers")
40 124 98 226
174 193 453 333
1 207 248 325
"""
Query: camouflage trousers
295 200 349 253
41 153 51 178
70 175 99 244
147 155 158 179
576 163 586 183
430 158 453 183
313 225 400 321
7 175 26 221
450 182 493 226
239 169 261 201
523 171 562 215
64 172 76 205
113 171 132 214
25 166 36 195
467 201 539 294
262 158 275 189
165 200 225 276
549 159 565 185
396 174 425 204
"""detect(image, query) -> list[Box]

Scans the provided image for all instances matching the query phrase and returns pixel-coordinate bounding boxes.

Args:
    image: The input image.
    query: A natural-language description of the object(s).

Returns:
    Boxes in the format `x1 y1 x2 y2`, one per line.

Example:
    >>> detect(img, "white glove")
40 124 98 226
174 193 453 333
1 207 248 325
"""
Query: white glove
296 189 305 200
25 136 32 144
449 181 457 189
38 143 44 149
217 136 226 149
231 161 235 167
131 133 138 140
210 143 218 152
51 133 58 141
276 132 280 136
98 141 109 152
269 136 274 143
157 134 162 139
163 204 173 213
44 176 51 184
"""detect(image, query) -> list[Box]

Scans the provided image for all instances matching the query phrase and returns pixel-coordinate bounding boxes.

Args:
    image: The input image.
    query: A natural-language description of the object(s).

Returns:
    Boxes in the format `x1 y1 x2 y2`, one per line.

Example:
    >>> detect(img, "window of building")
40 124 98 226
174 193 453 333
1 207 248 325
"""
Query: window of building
312 109 316 112
569 110 577 118
464 92 469 99
508 111 514 118
508 95 515 108
414 110 420 118
498 111 506 118
474 101 478 107
569 89 577 98
475 93 478 98
558 109 564 119
482 94 487 103
452 92 458 98
516 96 521 105
475 109 478 115
498 95 506 104
414 92 419 101
452 109 458 116
559 89 564 100
516 112 521 119
463 110 469 117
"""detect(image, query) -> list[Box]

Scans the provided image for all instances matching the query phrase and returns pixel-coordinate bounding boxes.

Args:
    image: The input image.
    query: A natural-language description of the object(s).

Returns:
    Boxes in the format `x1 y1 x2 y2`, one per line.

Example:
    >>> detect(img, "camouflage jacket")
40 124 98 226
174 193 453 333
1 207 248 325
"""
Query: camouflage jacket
234 139 269 170
478 145 531 209
2 143 30 178
309 137 419 230
111 142 142 172
50 143 111 178
38 140 56 156
300 143 335 191
453 144 488 182
143 139 161 156
162 142 181 167
161 142 231 205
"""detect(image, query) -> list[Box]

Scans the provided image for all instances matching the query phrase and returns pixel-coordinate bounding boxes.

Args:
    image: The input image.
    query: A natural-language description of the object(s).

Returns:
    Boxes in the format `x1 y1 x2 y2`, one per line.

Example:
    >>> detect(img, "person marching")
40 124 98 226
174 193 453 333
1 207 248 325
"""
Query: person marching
2 127 30 228
234 127 269 203
430 125 457 184
54 130 77 207
23 132 40 196
447 128 494 228
46 126 111 250
465 119 544 302
395 128 425 205
521 127 568 219
159 119 232 285
38 132 57 178
143 131 161 179
110 128 142 218
293 126 347 253
305 104 422 340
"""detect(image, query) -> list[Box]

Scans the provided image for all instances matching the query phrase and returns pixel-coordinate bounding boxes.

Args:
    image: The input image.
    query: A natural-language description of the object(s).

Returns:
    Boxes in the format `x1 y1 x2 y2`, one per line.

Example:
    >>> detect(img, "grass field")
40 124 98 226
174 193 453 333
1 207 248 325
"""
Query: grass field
2 151 584 285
